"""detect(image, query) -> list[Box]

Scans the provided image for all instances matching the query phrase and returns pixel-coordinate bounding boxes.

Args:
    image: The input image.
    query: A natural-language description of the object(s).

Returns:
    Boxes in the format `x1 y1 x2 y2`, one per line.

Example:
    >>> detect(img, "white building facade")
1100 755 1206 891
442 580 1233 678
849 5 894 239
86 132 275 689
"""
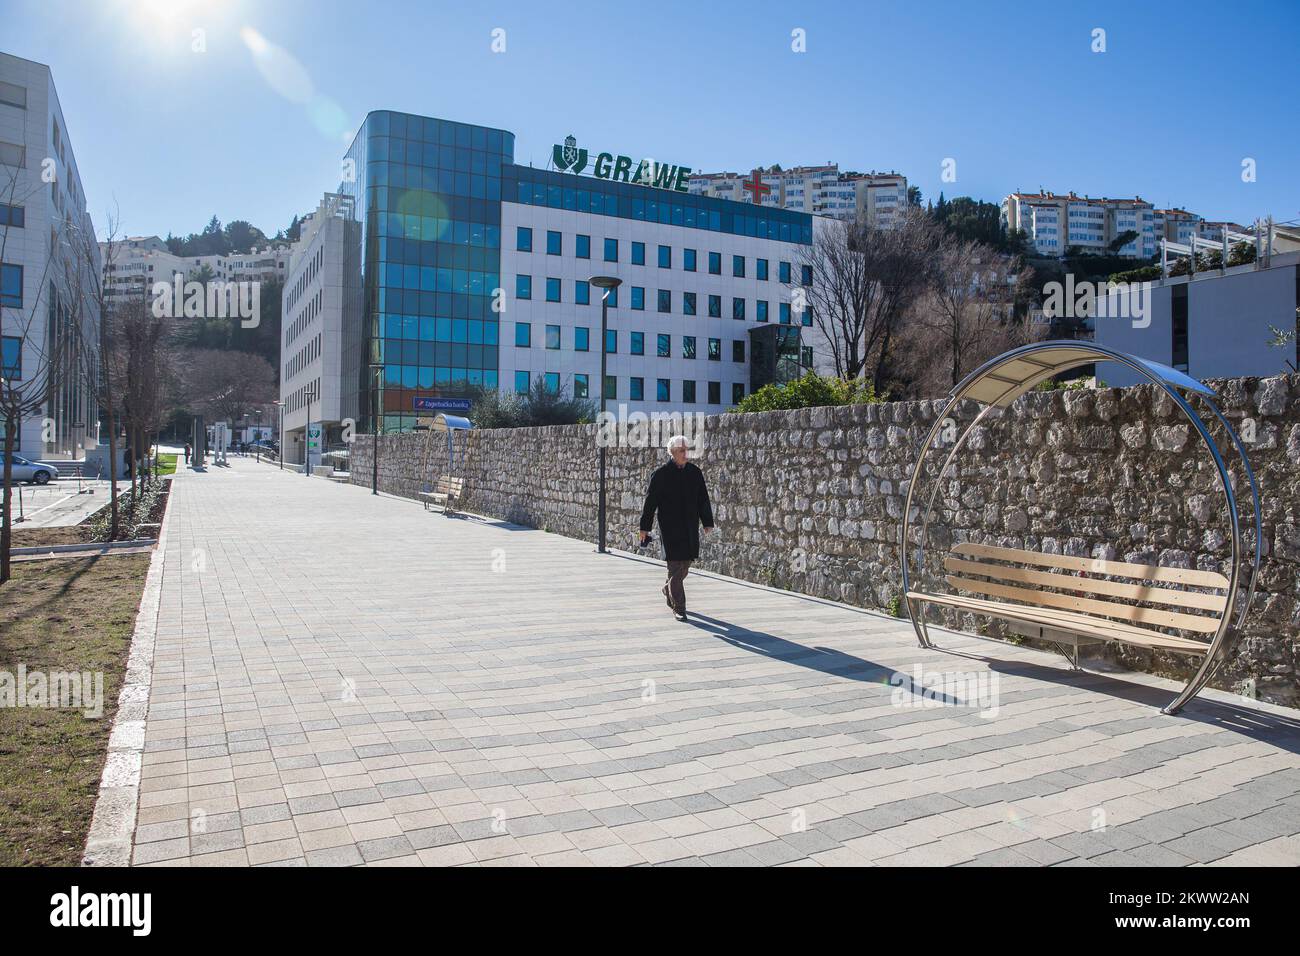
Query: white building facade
1 53 100 459
689 164 909 226
1002 191 1158 259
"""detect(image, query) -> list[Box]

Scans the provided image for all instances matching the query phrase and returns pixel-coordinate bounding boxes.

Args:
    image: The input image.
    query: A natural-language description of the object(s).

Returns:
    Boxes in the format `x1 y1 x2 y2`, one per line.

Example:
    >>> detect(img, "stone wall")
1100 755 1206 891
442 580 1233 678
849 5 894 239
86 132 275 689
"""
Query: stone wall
350 375 1300 707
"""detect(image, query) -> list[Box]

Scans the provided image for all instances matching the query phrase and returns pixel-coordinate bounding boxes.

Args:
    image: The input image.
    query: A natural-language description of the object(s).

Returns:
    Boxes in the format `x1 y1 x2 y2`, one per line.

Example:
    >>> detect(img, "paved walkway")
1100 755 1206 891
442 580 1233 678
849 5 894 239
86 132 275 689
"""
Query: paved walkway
124 458 1300 866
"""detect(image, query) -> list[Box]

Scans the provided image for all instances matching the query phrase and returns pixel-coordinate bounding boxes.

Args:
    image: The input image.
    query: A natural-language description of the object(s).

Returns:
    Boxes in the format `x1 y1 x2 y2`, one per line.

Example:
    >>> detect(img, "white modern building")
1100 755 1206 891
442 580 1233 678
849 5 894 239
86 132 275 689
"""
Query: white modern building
278 192 359 464
1093 248 1299 384
101 237 291 305
1 52 100 459
689 164 909 226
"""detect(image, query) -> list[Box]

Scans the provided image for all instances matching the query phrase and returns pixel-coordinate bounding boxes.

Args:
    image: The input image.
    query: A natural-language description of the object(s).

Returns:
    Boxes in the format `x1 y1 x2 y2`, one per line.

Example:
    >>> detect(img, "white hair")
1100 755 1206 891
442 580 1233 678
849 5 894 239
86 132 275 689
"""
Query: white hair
667 435 690 452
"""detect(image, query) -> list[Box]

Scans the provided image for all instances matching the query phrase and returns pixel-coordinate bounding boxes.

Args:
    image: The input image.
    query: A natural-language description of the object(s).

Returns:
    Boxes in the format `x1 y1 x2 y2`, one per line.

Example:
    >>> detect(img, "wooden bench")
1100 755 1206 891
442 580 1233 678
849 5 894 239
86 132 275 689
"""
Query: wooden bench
418 476 463 514
906 542 1228 664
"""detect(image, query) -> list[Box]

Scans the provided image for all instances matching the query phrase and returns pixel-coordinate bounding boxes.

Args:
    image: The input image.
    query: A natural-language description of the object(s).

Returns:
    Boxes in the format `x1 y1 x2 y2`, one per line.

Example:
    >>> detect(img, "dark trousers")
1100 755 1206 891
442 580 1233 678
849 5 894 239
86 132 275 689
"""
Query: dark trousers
663 560 691 614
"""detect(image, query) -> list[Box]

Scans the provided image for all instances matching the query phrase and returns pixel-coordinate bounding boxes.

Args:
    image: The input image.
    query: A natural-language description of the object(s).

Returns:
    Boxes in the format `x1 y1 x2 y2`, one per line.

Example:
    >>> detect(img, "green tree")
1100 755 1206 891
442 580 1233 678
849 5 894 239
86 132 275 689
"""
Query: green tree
732 373 881 413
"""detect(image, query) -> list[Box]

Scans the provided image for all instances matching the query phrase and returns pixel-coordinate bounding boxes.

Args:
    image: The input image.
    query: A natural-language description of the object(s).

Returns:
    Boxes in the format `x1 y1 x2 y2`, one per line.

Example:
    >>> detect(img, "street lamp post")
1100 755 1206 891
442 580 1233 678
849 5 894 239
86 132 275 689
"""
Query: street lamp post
589 276 622 554
272 401 283 470
369 362 385 495
304 384 315 478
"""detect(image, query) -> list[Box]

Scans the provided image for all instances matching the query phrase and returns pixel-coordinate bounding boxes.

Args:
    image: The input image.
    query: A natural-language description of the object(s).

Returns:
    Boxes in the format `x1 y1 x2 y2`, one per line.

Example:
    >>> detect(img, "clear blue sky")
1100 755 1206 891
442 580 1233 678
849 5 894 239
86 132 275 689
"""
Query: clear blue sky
5 0 1297 240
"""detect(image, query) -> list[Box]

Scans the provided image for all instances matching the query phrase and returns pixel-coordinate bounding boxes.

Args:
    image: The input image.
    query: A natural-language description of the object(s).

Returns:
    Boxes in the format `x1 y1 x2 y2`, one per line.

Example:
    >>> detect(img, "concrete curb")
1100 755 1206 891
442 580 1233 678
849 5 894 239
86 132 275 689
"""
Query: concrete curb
12 538 156 556
80 491 172 866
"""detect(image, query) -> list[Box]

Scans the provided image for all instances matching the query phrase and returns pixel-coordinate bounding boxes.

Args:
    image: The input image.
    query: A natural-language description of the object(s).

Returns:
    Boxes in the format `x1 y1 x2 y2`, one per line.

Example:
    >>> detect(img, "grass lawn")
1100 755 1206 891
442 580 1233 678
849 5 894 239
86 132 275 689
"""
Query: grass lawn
155 453 177 477
0 530 152 866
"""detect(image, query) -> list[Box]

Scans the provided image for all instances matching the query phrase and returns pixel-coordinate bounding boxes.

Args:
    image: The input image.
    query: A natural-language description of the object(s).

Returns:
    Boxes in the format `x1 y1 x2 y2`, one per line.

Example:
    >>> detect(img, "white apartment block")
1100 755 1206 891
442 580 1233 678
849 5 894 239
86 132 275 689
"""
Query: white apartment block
101 237 291 304
278 192 358 465
1002 191 1158 258
689 164 909 226
1 53 101 459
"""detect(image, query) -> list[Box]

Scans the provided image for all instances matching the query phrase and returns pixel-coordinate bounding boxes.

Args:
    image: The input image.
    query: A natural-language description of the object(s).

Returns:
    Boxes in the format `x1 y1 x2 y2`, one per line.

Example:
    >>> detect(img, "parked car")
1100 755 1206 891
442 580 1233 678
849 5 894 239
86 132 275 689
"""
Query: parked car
5 454 59 484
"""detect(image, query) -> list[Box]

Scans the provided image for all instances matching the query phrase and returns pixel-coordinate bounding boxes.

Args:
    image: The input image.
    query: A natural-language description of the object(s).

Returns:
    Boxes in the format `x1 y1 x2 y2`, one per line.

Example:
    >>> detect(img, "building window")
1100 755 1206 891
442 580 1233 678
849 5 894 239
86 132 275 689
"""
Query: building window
1 263 23 307
547 230 562 255
708 251 721 275
683 292 697 316
683 335 696 359
546 277 561 302
801 264 813 286
544 372 560 392
802 308 813 327
1 335 20 379
603 285 618 308
732 340 745 362
0 204 24 228
630 377 644 401
546 324 561 349
658 289 671 313
631 241 645 266
657 378 670 402
756 300 769 323
604 238 618 262
658 245 671 269
515 322 531 347
631 286 645 310
733 255 745 278
0 81 27 110
576 279 590 305
757 258 769 281
779 302 791 325
630 331 645 355
730 382 742 405
576 234 590 259
575 327 590 351
516 227 532 252
515 370 530 393
779 261 792 284
574 373 589 398
732 297 745 321
515 274 531 300
657 333 671 357
801 346 813 368
604 375 617 400
708 338 721 361
684 248 697 272
683 380 696 403
708 381 721 405
708 294 721 318
605 329 617 354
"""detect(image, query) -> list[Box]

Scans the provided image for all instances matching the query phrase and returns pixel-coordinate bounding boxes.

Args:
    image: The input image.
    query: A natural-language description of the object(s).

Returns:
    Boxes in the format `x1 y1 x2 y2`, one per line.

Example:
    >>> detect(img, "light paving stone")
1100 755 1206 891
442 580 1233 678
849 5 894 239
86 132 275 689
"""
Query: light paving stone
120 459 1300 868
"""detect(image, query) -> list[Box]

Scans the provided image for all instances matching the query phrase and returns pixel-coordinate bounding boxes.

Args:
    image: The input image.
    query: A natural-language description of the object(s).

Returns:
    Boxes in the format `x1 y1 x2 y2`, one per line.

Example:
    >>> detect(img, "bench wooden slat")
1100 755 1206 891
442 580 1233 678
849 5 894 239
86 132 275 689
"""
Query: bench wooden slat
953 542 1229 589
945 574 1221 633
943 557 1228 612
907 591 1210 655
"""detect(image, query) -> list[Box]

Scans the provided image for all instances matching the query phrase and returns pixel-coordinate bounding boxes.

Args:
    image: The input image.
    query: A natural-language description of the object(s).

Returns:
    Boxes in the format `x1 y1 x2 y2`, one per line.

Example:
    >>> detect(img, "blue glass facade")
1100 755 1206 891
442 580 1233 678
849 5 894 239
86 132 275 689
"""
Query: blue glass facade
340 110 515 432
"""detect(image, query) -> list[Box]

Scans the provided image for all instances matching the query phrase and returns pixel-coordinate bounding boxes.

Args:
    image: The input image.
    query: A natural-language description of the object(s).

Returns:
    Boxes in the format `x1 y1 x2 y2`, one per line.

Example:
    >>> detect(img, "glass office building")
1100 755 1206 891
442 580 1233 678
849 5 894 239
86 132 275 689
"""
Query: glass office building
335 110 813 430
340 110 514 432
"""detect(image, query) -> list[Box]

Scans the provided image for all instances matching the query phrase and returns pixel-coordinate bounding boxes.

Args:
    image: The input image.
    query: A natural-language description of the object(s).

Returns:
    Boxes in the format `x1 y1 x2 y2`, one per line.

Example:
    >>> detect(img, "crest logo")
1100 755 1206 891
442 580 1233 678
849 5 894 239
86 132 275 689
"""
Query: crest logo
552 134 588 174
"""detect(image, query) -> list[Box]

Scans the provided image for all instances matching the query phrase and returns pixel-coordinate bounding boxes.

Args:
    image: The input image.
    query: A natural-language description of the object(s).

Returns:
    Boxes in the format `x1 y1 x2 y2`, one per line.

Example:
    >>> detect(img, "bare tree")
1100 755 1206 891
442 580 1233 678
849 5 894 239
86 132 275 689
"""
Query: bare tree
181 348 277 427
105 294 171 498
798 207 943 391
899 236 1041 396
0 169 95 582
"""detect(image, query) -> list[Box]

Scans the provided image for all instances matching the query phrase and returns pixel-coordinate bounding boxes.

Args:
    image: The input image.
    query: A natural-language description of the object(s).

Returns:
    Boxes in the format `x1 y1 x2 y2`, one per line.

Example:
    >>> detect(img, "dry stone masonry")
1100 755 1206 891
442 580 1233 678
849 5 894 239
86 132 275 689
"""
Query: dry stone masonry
351 375 1300 707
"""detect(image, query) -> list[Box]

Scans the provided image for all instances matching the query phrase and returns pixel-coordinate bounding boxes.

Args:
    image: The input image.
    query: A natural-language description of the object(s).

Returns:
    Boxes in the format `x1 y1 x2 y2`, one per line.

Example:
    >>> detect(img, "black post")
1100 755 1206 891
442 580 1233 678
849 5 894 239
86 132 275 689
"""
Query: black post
370 363 384 495
277 404 283 470
598 291 608 553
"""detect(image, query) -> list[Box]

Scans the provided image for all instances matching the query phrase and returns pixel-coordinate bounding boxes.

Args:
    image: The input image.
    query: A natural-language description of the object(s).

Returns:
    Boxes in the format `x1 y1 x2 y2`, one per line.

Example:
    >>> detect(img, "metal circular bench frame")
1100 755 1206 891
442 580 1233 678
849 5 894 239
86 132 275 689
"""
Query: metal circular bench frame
899 340 1262 715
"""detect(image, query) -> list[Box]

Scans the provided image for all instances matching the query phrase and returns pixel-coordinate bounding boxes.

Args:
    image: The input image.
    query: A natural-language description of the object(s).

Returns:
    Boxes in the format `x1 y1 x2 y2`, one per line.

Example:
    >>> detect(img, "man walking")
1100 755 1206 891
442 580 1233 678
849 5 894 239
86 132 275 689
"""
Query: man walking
639 435 715 622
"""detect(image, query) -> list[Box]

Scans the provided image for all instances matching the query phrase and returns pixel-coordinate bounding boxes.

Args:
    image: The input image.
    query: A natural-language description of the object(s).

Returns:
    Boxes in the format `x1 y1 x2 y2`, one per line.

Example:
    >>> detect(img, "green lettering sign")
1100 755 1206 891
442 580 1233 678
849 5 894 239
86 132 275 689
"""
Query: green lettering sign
551 134 691 193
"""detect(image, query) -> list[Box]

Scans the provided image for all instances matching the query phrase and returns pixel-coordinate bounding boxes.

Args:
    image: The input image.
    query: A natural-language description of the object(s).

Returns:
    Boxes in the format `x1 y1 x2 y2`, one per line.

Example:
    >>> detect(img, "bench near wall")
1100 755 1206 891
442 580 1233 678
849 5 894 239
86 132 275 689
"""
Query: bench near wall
350 375 1300 708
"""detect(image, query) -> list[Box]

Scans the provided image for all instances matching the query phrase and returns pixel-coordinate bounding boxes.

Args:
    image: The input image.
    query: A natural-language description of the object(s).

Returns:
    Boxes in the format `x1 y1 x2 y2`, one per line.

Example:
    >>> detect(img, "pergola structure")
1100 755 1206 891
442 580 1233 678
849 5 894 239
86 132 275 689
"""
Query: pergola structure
899 341 1261 715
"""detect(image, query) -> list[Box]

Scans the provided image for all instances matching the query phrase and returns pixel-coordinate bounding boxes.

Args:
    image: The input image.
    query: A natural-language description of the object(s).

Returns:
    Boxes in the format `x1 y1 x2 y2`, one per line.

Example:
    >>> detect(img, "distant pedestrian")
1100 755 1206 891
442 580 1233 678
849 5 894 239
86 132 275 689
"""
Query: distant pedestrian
639 435 715 622
184 443 192 465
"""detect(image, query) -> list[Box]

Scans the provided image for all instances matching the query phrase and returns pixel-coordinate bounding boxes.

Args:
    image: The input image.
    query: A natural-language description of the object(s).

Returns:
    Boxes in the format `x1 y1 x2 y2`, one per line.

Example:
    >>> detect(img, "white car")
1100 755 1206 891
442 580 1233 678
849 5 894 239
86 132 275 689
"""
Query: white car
5 454 59 484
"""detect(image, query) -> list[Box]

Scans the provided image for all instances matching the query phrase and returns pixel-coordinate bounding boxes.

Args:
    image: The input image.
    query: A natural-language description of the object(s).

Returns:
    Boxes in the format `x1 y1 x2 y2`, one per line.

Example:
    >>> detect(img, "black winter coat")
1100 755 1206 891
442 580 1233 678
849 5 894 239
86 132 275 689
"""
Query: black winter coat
639 460 714 561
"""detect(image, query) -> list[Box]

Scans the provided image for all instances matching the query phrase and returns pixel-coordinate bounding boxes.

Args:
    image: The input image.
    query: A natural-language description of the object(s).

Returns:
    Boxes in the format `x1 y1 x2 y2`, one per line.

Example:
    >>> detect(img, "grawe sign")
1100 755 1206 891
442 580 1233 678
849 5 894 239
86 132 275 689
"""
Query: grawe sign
552 135 691 194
